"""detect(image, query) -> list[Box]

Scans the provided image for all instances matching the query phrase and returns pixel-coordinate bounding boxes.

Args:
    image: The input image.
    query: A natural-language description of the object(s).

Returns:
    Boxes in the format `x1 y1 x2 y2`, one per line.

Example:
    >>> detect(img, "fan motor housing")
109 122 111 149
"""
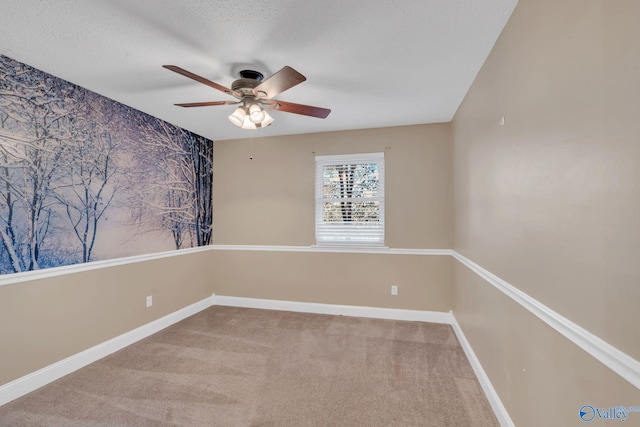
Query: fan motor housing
231 79 261 97
232 70 264 97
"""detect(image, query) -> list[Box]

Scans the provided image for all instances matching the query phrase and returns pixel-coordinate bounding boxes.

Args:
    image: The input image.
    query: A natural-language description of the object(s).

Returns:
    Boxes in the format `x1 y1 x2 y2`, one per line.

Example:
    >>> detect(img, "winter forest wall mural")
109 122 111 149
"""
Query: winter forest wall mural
0 55 213 275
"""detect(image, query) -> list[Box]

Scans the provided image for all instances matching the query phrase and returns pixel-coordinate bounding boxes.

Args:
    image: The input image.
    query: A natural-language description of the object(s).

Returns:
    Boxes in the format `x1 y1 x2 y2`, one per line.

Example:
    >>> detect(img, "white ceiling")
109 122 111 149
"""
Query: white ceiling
0 0 517 141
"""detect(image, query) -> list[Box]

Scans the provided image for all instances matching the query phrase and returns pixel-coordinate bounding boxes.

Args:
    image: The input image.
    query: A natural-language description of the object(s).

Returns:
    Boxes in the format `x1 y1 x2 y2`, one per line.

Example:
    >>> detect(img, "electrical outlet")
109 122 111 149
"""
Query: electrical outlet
146 295 153 308
391 285 398 296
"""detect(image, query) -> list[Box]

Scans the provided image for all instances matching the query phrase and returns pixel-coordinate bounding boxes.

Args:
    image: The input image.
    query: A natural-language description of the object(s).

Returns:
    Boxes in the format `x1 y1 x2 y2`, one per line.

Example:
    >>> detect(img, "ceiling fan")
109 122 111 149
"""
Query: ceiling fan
163 65 331 129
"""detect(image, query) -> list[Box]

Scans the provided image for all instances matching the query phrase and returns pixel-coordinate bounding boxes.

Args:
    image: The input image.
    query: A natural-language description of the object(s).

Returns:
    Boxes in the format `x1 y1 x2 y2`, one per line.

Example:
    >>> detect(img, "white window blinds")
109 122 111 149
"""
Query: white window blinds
315 153 385 246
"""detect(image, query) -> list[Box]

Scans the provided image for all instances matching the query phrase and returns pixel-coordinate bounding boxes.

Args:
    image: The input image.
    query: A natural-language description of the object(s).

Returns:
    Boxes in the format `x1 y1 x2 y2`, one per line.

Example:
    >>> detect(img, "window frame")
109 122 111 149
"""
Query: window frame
314 152 385 247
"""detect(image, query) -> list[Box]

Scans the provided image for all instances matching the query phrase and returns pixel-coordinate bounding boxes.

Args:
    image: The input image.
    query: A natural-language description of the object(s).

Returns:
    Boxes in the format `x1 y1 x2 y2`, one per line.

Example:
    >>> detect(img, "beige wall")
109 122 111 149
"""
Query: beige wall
211 124 454 311
213 124 453 249
452 0 640 424
0 251 212 385
211 250 452 311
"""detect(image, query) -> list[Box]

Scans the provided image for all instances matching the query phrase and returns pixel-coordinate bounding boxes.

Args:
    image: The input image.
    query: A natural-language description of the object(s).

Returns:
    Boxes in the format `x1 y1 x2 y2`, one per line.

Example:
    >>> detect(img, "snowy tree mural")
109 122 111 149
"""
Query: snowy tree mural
124 116 213 249
0 55 213 274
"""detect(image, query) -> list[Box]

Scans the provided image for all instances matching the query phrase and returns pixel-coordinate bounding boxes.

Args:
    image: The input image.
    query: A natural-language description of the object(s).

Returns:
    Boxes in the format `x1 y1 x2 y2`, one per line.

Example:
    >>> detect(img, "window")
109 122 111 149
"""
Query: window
315 152 385 246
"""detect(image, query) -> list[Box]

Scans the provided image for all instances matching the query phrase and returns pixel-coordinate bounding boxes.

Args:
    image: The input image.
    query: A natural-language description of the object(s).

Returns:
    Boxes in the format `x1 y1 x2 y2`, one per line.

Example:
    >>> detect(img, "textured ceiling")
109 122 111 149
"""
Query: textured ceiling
0 0 517 141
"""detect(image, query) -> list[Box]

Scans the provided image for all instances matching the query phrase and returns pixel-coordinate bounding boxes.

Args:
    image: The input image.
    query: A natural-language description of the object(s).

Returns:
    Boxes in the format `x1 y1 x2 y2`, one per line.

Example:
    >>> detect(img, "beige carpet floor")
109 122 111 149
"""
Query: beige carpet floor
0 306 499 426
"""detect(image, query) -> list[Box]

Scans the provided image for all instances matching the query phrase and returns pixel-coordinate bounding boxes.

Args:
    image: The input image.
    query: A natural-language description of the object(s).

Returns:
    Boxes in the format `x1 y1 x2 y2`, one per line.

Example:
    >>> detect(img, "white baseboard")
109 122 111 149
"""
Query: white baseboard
0 295 215 406
211 295 454 324
450 315 514 427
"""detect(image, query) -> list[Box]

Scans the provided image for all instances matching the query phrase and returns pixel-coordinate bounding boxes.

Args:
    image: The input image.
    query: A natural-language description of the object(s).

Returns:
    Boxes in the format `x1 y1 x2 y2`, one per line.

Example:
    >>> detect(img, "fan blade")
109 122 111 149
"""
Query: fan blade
174 101 236 108
163 65 237 97
253 66 306 99
266 100 331 119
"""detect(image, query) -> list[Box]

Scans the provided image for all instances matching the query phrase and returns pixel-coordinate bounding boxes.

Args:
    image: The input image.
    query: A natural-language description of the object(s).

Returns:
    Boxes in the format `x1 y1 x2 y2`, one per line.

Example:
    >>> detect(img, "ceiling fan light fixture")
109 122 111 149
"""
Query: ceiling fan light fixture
249 103 265 124
228 107 246 127
240 109 273 129
260 110 274 127
229 101 274 129
240 118 257 130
